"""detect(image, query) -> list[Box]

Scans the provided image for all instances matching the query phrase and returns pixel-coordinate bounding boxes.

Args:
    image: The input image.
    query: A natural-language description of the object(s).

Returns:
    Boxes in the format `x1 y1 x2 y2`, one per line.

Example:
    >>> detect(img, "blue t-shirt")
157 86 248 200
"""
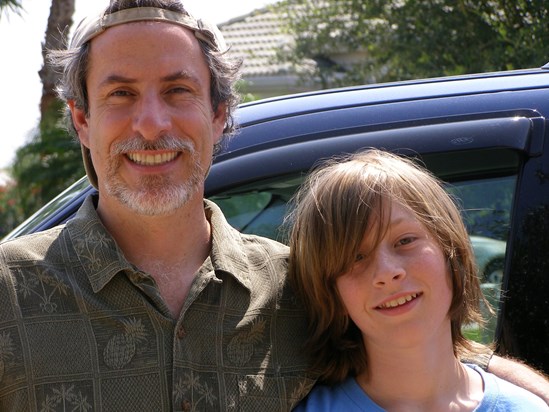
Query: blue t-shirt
294 364 548 411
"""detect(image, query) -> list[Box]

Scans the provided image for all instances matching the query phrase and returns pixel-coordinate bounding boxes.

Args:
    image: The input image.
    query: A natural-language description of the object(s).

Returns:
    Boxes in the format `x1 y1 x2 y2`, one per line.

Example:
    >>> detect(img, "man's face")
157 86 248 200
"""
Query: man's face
70 21 226 216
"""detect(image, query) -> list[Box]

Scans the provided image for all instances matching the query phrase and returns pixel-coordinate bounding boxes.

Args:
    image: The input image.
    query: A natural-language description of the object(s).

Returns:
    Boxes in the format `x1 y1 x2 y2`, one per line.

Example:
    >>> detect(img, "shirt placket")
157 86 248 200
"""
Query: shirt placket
172 265 223 411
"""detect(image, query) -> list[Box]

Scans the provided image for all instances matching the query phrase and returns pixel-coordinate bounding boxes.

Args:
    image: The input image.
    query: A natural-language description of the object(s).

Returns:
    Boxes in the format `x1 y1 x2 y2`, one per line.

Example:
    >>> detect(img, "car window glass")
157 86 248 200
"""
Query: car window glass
214 192 272 233
446 176 515 343
447 178 514 241
209 174 517 345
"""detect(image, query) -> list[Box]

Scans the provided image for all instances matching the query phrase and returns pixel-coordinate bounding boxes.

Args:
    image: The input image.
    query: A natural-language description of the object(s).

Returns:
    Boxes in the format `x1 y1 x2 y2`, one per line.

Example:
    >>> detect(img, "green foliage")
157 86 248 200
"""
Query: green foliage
1 0 79 234
10 100 85 222
0 0 23 18
274 0 549 87
0 182 23 237
235 79 259 103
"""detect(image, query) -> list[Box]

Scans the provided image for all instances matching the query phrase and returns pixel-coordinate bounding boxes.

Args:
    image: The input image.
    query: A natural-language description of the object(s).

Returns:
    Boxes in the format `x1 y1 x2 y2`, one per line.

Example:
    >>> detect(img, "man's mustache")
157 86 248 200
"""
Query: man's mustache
111 135 195 155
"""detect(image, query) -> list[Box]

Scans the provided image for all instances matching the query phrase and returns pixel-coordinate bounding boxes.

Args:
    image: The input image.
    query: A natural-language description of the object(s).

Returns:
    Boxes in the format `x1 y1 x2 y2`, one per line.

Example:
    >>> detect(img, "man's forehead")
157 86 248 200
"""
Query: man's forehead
87 24 211 86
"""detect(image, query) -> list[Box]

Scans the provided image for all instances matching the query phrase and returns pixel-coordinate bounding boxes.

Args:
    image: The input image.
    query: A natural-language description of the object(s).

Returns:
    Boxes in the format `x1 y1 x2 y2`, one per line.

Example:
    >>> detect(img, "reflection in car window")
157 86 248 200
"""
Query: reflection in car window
448 177 515 242
447 176 515 343
214 192 272 233
209 174 516 345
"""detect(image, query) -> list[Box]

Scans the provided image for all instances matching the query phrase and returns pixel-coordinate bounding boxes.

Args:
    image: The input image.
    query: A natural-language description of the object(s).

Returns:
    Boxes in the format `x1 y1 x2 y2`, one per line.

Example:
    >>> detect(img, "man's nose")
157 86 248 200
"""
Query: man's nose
133 92 171 140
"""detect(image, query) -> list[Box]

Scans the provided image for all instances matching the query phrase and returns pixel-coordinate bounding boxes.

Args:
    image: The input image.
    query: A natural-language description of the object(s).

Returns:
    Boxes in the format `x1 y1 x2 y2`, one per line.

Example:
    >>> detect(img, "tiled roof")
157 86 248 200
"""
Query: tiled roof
218 4 369 97
219 6 295 78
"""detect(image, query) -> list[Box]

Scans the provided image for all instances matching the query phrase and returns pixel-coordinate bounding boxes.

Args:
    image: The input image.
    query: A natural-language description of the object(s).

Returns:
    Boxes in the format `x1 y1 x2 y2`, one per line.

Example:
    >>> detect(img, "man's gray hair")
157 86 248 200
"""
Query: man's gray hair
48 0 242 188
49 0 242 141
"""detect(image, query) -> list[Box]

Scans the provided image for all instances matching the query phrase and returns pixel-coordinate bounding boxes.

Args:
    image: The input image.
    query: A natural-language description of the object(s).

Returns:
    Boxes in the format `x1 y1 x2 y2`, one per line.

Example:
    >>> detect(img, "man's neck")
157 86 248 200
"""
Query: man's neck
96 193 212 318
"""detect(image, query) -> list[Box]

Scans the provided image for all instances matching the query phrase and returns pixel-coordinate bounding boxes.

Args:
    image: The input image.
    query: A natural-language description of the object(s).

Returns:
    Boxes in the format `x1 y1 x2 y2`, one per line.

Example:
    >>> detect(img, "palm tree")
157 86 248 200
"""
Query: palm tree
0 0 22 17
0 0 22 9
39 0 75 119
0 0 81 232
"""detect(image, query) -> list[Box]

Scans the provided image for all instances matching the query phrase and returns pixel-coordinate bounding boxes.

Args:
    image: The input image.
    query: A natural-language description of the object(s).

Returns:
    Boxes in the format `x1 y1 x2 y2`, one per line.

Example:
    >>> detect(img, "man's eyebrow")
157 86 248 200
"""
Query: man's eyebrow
162 71 203 85
98 75 137 88
98 72 203 88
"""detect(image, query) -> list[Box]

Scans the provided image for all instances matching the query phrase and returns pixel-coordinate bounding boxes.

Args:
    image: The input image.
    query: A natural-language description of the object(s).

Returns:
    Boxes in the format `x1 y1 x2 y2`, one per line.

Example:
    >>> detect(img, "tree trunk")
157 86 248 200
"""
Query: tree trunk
39 0 75 120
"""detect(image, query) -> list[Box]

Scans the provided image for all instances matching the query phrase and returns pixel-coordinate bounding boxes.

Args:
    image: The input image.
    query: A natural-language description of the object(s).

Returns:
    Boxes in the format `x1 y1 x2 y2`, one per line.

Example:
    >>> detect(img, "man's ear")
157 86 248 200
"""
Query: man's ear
68 100 90 148
212 102 228 144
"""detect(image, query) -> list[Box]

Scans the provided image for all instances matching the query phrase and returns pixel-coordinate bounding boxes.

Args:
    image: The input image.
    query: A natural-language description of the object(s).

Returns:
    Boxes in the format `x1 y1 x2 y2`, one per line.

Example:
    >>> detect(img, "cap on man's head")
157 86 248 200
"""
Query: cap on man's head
70 5 227 189
71 6 226 51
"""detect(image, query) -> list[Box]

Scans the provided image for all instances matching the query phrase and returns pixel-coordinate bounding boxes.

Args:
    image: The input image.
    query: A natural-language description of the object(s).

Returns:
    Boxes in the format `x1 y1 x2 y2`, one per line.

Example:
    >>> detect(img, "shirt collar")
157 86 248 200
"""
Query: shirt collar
67 195 253 293
205 199 253 291
67 194 133 293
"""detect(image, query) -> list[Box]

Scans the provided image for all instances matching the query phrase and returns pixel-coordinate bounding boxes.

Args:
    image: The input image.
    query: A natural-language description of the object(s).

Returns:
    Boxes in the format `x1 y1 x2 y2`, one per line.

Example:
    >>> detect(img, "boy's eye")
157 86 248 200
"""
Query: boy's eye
397 236 415 246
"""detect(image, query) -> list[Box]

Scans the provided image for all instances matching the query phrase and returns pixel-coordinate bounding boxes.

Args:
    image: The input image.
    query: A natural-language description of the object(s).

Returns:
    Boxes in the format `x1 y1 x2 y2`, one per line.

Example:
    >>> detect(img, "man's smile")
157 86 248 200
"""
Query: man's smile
126 151 180 166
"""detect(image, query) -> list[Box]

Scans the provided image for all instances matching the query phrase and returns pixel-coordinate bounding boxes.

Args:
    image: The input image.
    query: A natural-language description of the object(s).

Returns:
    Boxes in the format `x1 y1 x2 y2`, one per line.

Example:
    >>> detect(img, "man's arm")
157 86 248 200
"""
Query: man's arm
488 355 549 404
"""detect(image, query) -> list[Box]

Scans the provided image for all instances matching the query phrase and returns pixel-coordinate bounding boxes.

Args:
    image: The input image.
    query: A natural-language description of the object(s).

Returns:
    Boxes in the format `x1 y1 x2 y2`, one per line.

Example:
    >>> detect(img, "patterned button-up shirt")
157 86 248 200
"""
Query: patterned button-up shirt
0 196 316 411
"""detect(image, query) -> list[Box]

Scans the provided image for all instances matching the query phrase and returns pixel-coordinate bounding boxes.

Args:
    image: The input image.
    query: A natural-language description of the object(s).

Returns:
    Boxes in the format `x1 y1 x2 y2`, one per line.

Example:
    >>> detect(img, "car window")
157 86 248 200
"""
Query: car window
209 173 516 345
446 176 515 343
212 175 302 241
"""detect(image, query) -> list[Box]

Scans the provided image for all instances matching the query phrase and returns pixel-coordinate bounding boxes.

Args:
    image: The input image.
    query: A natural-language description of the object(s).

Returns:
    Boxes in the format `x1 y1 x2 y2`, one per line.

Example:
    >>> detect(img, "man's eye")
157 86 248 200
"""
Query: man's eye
168 87 189 94
110 90 131 97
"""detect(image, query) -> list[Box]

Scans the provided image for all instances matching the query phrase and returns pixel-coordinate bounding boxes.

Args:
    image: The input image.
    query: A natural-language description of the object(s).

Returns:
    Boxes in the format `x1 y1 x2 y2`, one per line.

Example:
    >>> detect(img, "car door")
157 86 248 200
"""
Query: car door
206 107 548 371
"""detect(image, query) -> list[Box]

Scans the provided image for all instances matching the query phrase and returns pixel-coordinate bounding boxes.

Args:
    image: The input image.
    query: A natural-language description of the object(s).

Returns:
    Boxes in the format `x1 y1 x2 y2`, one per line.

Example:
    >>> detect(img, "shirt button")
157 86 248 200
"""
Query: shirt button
177 325 186 339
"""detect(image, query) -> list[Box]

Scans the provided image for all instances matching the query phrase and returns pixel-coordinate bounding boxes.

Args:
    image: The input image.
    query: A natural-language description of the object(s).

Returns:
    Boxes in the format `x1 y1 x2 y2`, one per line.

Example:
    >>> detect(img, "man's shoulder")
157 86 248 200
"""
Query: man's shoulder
0 225 66 263
221 232 289 281
0 195 97 264
239 232 289 255
206 198 289 261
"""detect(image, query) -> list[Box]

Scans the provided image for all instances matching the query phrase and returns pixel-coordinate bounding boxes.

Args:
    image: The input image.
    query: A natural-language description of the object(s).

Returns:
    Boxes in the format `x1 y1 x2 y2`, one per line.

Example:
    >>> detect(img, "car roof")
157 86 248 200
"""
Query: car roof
235 67 549 127
213 66 549 167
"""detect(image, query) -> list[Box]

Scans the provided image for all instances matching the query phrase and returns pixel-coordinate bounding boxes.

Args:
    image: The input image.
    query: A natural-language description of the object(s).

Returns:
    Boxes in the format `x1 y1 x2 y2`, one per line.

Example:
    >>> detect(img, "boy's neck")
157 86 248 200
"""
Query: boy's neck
357 343 484 411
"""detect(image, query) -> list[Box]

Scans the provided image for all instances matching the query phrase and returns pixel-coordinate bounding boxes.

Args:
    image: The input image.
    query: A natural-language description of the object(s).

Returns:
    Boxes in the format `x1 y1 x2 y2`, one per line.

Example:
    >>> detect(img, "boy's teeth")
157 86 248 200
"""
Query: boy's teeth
379 293 418 309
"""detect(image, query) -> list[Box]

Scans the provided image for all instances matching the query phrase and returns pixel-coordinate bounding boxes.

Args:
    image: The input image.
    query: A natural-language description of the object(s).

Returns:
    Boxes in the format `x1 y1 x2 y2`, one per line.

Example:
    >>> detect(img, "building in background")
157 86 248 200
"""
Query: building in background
220 6 311 99
219 4 369 99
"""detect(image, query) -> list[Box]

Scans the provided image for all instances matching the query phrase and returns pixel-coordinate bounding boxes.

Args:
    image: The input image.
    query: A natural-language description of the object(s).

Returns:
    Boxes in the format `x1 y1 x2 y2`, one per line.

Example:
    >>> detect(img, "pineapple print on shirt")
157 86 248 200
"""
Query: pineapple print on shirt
227 318 266 366
103 317 147 369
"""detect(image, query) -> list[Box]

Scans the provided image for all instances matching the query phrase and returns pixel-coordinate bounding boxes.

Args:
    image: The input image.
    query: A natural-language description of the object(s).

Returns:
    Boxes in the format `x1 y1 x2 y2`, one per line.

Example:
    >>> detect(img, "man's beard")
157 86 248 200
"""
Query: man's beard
104 135 205 216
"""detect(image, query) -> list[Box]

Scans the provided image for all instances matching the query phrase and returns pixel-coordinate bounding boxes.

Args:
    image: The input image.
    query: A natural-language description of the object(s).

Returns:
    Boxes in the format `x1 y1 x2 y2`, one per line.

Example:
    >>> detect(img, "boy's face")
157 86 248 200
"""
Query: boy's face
336 201 453 351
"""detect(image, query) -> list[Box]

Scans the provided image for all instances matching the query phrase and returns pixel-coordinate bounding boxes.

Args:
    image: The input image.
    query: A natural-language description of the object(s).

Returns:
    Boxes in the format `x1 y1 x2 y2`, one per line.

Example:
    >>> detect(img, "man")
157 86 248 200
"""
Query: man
0 1 546 411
